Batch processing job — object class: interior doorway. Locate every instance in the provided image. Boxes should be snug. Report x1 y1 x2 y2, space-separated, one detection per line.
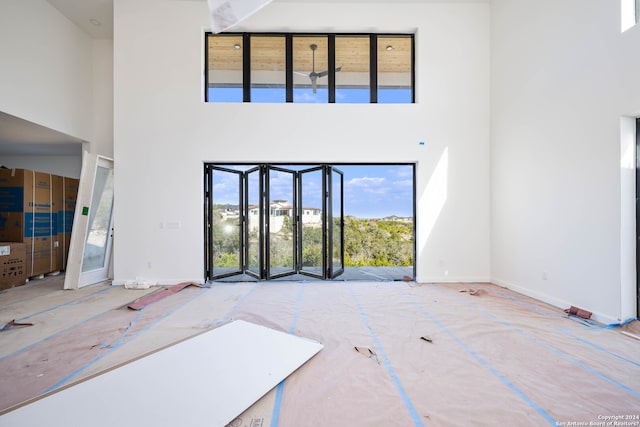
204 164 344 281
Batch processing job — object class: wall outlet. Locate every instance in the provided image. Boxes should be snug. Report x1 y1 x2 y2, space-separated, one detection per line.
166 221 181 229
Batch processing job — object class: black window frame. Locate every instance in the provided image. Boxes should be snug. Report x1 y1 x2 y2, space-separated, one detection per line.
204 32 415 104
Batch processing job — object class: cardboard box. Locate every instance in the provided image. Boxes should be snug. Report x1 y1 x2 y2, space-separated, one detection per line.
53 176 80 270
0 242 27 289
52 175 63 271
62 177 79 270
0 169 56 277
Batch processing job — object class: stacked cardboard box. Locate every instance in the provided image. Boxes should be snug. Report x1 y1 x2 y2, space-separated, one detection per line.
0 242 26 289
61 176 79 270
0 168 79 283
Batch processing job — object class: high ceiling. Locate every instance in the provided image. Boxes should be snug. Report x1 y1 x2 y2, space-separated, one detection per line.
208 34 413 74
46 0 113 39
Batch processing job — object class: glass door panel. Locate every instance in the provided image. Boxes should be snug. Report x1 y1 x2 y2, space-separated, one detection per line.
81 165 114 273
65 153 114 290
299 167 325 278
204 163 345 282
245 167 262 278
266 167 296 278
330 167 344 278
210 167 243 278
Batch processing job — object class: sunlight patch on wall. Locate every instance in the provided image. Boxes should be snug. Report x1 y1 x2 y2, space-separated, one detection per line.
621 0 638 32
418 147 448 251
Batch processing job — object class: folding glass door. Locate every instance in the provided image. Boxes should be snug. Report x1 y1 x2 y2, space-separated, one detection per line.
205 164 343 281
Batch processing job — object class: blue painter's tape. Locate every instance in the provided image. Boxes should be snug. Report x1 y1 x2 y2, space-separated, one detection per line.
0 286 117 362
466 285 640 368
215 283 259 327
559 330 640 368
347 284 424 427
43 310 144 393
393 283 556 426
44 287 211 392
433 284 640 400
271 283 306 427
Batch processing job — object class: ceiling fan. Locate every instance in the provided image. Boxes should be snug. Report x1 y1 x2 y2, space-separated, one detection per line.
295 44 342 93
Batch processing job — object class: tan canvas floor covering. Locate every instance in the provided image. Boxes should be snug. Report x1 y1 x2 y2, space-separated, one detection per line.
0 276 639 426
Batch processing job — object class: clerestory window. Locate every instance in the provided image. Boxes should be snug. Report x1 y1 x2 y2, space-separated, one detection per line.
205 33 414 104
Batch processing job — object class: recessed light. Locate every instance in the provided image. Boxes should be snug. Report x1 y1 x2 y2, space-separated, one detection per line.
386 45 393 51
234 43 241 49
89 18 102 26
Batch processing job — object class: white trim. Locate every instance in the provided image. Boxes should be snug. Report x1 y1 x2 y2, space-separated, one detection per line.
492 278 619 325
416 276 491 284
620 117 637 322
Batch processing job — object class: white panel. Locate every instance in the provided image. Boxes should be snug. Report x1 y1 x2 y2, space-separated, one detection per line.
0 320 323 427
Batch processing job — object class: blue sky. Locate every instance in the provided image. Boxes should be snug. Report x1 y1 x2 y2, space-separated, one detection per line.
208 87 412 104
212 164 414 219
340 165 413 218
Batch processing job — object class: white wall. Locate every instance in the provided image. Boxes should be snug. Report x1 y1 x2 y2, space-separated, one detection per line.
491 0 640 323
92 39 114 158
113 0 491 285
0 0 93 142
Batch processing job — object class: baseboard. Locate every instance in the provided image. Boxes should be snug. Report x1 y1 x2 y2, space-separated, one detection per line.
111 278 205 287
491 278 621 325
416 276 491 284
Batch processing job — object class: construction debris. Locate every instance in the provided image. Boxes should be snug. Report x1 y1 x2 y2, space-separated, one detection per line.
354 346 380 364
0 320 33 332
619 331 640 341
127 282 209 310
564 306 592 319
459 289 485 296
124 279 155 290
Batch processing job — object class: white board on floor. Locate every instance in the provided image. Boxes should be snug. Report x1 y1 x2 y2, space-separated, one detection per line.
0 320 323 427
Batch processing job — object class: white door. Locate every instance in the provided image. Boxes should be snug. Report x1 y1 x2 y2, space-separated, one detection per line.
64 153 114 289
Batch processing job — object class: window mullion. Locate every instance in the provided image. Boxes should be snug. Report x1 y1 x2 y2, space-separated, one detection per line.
328 35 336 103
286 34 293 103
243 33 251 102
370 34 378 104
411 35 416 104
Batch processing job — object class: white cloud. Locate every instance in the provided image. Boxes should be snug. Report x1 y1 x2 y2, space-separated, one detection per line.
347 177 386 187
393 166 413 178
393 179 413 188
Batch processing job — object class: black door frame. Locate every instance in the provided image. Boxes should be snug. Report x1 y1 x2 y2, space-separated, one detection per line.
204 162 416 283
205 163 345 281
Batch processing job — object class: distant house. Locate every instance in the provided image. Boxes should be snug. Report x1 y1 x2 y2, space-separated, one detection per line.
219 207 240 222
248 200 321 233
